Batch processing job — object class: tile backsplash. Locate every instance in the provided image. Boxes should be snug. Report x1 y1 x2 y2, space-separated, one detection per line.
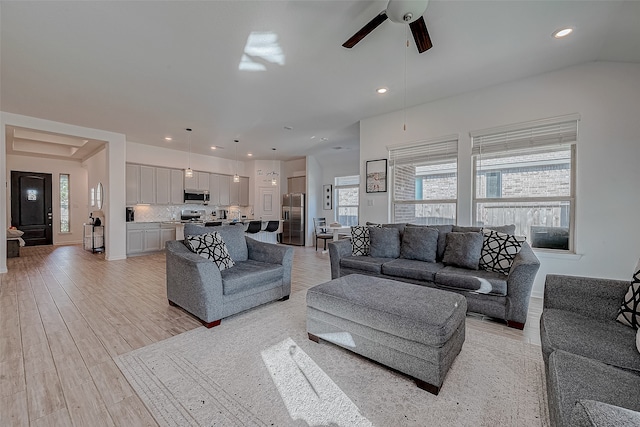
129 204 253 222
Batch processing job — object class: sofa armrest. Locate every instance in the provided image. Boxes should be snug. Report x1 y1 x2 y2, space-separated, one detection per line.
246 238 294 296
543 274 629 321
165 240 223 323
572 400 640 427
328 239 352 279
505 242 541 325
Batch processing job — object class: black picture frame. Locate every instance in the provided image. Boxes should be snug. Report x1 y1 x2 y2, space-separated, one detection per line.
366 159 387 193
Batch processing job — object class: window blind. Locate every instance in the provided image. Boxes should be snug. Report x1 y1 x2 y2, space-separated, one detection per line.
471 115 579 156
389 135 458 167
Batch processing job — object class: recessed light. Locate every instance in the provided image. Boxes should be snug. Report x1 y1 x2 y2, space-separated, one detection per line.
165 137 172 141
376 87 388 94
552 27 573 39
210 146 216 150
284 126 293 130
247 153 253 157
320 137 329 141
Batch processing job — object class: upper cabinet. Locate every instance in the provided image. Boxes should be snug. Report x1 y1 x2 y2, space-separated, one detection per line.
288 176 306 193
125 163 247 206
184 171 209 191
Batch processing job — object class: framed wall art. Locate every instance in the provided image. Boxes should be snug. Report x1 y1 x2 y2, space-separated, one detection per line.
323 184 332 209
366 159 387 193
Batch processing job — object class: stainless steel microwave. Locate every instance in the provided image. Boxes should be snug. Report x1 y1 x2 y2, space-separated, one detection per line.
184 190 210 204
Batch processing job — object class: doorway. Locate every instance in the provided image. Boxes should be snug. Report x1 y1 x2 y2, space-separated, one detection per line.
11 171 53 246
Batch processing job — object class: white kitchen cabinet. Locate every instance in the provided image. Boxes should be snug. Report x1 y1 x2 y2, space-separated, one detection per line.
170 169 184 204
197 172 209 191
126 164 140 205
230 178 240 205
139 165 156 204
155 167 171 205
209 173 220 206
219 174 231 206
127 223 169 255
288 176 306 193
184 172 197 191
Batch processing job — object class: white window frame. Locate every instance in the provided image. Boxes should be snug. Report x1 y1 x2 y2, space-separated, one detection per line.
389 135 459 225
471 114 579 252
334 175 360 226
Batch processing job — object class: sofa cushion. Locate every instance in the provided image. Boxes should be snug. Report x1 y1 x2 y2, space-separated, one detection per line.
541 308 640 373
479 229 525 275
442 232 483 270
637 329 640 354
184 232 235 271
400 226 438 262
340 256 394 274
369 226 401 258
382 259 444 282
435 266 508 296
484 224 516 234
221 260 284 295
184 224 248 262
547 350 640 427
617 258 640 329
452 225 482 233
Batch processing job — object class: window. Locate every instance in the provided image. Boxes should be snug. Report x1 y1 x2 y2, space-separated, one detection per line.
472 115 578 251
334 175 359 226
60 174 70 233
390 135 458 225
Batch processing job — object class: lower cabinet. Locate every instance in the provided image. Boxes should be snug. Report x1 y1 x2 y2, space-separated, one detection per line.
127 223 176 255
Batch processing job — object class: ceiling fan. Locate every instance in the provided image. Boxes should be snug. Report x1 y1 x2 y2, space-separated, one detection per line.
342 0 432 53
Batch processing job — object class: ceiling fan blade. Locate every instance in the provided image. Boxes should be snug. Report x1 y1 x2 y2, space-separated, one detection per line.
409 16 433 53
342 11 388 48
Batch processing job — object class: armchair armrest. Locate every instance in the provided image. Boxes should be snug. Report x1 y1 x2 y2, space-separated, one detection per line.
505 242 541 325
165 240 223 323
328 239 352 279
543 274 629 321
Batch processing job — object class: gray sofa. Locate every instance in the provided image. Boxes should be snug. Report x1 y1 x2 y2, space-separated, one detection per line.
328 224 540 329
166 224 294 327
540 274 640 426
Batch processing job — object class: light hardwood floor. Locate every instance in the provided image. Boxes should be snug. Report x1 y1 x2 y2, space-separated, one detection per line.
0 244 543 426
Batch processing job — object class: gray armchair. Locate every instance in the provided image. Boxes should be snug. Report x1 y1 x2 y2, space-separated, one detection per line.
166 224 294 327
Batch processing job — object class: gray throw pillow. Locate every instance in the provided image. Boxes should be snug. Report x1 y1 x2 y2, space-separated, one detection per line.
442 232 484 270
400 226 439 262
406 224 453 261
369 227 401 258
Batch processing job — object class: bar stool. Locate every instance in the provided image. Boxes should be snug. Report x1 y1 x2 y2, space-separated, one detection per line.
246 220 263 234
265 221 280 232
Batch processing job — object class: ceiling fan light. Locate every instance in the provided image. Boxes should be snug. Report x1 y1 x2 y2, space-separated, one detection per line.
387 0 429 24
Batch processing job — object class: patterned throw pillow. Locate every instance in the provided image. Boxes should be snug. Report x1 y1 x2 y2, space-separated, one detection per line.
479 230 526 275
185 232 235 271
350 225 381 256
617 259 640 329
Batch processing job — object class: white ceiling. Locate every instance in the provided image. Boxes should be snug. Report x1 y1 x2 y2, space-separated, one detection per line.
1 1 639 162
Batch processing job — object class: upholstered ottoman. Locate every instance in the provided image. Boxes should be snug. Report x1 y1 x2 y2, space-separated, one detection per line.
307 274 466 395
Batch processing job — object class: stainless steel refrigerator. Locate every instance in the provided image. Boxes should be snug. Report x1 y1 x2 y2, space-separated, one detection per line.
282 193 305 246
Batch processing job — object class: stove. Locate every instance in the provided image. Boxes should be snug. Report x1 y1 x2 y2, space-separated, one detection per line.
180 209 206 223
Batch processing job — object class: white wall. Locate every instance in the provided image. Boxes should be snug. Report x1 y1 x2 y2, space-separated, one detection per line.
320 149 360 223
359 62 640 297
305 155 322 246
83 147 108 218
6 154 88 245
127 141 249 177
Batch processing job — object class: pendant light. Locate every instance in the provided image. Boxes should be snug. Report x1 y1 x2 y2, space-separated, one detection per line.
271 148 277 186
184 128 194 178
233 139 240 182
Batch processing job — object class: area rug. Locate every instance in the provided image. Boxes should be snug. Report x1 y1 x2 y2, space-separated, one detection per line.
115 292 549 426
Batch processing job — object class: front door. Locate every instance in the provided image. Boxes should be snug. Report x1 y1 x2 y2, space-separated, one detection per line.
11 171 53 246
